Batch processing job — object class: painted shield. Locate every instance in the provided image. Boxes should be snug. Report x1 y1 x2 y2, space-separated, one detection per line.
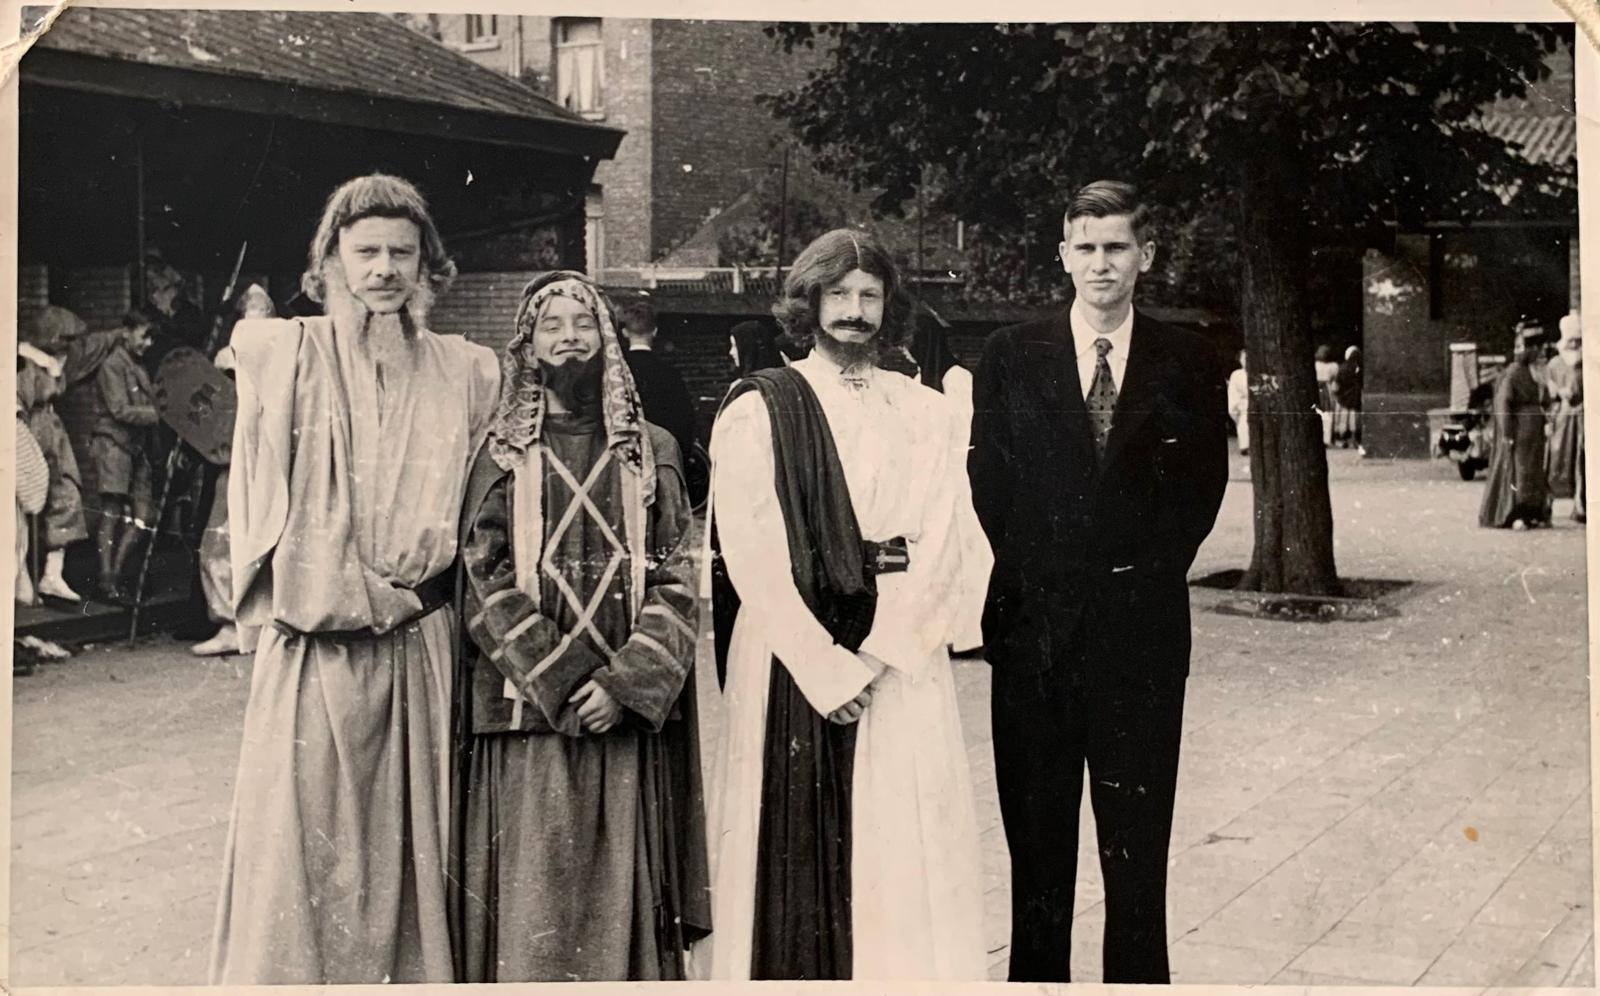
154 347 237 465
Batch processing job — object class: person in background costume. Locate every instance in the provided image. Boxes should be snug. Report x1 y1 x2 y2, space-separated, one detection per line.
1334 345 1363 449
1545 313 1584 524
619 297 700 465
191 284 275 657
909 305 990 654
17 305 119 603
209 174 500 984
1479 323 1553 530
1228 348 1250 455
698 228 986 981
449 271 710 982
15 412 50 606
90 310 160 602
728 319 789 375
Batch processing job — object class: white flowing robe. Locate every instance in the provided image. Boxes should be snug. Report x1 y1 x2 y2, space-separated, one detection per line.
937 364 991 651
698 352 987 981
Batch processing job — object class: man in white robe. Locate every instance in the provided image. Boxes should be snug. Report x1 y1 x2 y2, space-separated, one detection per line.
698 228 988 981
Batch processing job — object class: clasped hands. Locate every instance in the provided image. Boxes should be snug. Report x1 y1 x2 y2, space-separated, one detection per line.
569 679 623 734
827 651 888 726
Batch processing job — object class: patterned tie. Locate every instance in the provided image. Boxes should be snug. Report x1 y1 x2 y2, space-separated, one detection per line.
1086 337 1118 461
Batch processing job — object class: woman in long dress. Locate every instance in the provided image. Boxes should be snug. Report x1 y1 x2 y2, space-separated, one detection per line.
1479 329 1553 529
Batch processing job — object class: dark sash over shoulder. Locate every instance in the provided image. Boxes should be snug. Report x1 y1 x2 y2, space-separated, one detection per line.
709 367 877 980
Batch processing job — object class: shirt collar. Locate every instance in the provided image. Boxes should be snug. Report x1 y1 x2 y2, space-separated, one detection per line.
1069 299 1135 358
797 348 877 390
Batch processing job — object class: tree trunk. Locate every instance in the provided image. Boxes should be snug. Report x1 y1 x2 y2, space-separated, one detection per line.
1235 153 1341 596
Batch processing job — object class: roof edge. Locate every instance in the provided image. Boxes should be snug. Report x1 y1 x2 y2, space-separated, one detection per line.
23 48 625 161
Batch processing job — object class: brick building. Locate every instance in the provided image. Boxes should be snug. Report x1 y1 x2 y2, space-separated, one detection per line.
1359 43 1578 459
422 14 829 272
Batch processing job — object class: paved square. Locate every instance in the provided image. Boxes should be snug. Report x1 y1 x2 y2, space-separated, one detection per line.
9 449 1593 986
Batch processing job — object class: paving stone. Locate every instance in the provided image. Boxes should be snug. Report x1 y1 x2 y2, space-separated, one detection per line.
1502 906 1594 987
11 454 1592 986
1418 922 1550 986
1169 937 1295 984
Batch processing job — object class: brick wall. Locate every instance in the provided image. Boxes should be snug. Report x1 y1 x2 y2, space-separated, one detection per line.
429 271 533 356
18 264 49 326
649 20 821 261
591 18 654 268
55 266 133 333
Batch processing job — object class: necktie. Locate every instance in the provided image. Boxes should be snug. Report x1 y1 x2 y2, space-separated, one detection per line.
1087 337 1118 461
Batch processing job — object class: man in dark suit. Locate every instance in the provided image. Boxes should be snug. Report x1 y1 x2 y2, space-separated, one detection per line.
969 180 1228 984
619 299 700 461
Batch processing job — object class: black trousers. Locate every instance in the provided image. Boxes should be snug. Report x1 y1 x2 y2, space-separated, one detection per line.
991 657 1187 984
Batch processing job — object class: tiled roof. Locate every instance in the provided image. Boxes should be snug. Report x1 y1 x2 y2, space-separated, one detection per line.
1481 112 1576 167
31 7 586 129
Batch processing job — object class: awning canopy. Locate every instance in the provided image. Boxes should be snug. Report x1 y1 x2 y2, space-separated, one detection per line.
22 7 623 160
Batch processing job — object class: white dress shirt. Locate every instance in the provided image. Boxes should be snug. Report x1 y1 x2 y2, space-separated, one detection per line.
1069 299 1134 399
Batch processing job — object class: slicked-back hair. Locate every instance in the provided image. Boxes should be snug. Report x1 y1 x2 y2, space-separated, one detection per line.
620 299 656 332
1064 180 1154 244
300 173 457 304
771 227 908 350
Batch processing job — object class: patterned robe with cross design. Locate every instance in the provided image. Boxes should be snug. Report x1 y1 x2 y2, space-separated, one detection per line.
453 413 710 982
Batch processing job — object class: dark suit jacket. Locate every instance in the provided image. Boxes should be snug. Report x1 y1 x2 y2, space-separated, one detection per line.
969 308 1228 683
624 347 700 460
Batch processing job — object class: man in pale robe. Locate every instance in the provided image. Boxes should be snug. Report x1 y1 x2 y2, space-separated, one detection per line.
450 272 710 981
1546 312 1584 523
209 174 500 984
697 229 988 981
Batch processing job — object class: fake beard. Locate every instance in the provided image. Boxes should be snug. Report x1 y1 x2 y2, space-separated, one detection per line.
816 321 881 369
538 353 605 415
322 260 433 337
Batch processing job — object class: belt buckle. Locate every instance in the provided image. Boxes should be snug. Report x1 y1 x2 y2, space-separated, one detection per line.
870 538 910 575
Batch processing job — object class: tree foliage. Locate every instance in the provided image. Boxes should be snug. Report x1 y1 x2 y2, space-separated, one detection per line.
764 22 1573 298
762 21 1575 594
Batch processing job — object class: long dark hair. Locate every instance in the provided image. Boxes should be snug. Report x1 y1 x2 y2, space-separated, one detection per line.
771 227 909 353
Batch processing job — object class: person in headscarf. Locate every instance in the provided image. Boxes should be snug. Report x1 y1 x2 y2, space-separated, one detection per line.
17 305 119 602
1479 322 1553 529
209 174 502 985
190 285 275 657
698 228 986 981
449 271 710 982
1545 312 1584 523
728 319 788 375
1334 345 1363 449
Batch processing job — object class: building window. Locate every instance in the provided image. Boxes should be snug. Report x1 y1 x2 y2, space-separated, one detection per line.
555 18 604 118
465 14 499 45
585 186 606 275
